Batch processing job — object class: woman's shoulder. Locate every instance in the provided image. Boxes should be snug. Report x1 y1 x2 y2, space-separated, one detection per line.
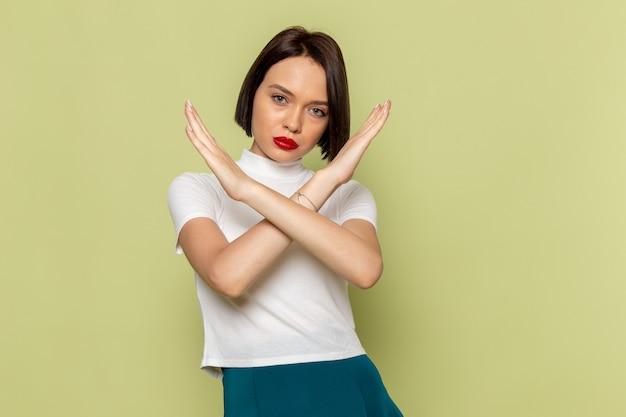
336 179 373 195
168 171 224 199
328 179 376 207
170 171 218 187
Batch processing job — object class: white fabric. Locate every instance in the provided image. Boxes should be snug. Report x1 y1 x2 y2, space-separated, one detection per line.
167 149 377 378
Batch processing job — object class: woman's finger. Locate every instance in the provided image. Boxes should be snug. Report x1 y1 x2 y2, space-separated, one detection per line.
350 99 391 142
185 101 219 153
185 125 211 159
186 100 213 139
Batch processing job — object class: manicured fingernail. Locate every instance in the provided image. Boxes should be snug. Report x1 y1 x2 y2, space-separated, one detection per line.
186 100 193 109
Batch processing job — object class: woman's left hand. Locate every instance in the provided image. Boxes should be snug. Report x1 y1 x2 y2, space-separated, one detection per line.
324 99 391 186
184 100 253 201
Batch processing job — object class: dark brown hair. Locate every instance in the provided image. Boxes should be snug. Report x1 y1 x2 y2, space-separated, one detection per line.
235 26 350 161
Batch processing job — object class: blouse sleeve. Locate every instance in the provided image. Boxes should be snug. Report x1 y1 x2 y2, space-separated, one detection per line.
167 172 223 254
333 180 378 230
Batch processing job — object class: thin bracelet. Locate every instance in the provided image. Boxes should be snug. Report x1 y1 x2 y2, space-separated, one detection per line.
296 192 319 211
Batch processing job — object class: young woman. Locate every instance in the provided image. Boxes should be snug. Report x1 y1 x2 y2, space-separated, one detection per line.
168 26 402 416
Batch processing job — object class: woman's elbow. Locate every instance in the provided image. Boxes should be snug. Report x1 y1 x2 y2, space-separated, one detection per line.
214 282 247 298
351 257 384 290
199 269 249 299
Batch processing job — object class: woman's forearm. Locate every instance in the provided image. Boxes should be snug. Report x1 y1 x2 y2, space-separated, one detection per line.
187 168 381 297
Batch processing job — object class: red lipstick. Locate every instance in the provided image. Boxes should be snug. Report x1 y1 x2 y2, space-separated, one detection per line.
273 136 299 151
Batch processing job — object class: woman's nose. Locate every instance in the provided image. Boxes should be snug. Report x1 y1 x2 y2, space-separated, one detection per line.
283 109 302 133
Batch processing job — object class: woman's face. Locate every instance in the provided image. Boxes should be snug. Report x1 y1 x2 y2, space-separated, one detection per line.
249 56 329 162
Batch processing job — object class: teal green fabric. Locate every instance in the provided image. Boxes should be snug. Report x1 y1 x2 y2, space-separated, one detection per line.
222 355 403 417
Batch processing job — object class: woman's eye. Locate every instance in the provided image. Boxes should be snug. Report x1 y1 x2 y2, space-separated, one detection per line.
272 95 287 104
310 108 327 117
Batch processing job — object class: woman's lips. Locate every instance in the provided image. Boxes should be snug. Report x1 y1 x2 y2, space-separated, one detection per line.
273 136 299 150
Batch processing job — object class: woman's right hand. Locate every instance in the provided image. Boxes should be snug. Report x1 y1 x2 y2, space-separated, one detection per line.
184 100 253 202
324 99 391 185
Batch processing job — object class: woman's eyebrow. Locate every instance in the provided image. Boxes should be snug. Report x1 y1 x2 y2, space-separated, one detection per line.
268 83 293 96
268 83 328 106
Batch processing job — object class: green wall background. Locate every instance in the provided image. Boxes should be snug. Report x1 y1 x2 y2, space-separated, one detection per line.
2 0 625 416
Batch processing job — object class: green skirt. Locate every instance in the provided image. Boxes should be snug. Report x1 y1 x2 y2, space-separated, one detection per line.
222 355 403 417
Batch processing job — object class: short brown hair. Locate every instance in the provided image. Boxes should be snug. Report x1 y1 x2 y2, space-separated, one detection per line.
235 27 350 161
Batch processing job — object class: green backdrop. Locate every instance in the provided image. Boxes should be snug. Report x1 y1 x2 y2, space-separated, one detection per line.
2 1 626 416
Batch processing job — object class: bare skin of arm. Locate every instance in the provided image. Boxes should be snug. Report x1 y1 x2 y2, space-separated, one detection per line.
179 100 391 297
